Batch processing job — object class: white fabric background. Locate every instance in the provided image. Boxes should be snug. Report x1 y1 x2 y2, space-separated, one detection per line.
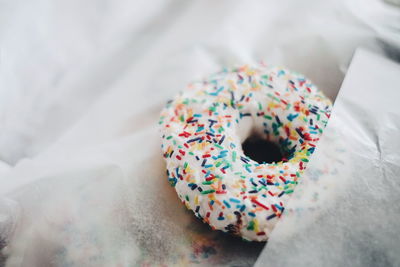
0 0 399 266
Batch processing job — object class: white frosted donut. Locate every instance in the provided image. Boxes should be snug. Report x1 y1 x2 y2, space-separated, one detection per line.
159 65 332 241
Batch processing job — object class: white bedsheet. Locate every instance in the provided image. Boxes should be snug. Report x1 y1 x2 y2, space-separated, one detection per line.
0 0 399 266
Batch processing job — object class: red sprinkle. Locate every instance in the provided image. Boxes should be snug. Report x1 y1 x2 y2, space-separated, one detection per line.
251 199 270 210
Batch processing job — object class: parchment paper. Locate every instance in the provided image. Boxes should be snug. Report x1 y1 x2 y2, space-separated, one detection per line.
255 49 400 267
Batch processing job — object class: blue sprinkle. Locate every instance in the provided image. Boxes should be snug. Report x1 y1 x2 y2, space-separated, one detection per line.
240 112 251 119
229 198 241 203
240 156 250 163
187 137 202 143
295 128 304 138
245 165 252 173
210 86 224 96
278 70 285 76
223 200 231 208
287 113 299 121
168 177 177 187
196 126 204 132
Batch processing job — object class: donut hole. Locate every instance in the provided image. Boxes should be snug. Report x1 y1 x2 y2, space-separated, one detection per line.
242 133 288 164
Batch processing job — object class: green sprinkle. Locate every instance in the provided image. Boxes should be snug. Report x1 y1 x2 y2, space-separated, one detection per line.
247 221 255 231
214 143 224 149
264 115 273 120
201 189 216 195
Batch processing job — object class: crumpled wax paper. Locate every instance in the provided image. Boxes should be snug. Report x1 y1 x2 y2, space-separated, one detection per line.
0 0 399 266
255 49 400 267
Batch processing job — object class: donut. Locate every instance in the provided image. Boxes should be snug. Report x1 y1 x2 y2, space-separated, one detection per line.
159 65 332 241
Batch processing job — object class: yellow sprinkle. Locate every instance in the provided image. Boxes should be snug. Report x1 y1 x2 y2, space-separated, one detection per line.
246 69 255 76
254 219 259 232
185 201 191 209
